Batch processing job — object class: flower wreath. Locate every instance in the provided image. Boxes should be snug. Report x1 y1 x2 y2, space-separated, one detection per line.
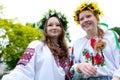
74 1 104 25
37 9 68 31
37 9 71 42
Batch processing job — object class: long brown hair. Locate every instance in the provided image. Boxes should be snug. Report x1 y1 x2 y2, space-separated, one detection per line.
94 26 106 52
43 16 69 60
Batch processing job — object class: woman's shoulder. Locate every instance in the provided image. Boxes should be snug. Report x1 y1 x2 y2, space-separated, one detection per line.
104 30 119 45
73 37 86 45
104 30 116 39
105 30 113 34
28 40 44 48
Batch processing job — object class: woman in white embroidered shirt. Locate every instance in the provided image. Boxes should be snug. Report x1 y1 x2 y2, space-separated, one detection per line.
2 9 71 80
70 1 120 80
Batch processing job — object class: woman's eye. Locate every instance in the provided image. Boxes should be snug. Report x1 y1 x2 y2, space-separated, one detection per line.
48 24 52 26
79 18 83 21
56 24 60 26
86 15 91 18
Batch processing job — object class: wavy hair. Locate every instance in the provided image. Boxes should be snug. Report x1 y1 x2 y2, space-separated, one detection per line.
43 15 69 60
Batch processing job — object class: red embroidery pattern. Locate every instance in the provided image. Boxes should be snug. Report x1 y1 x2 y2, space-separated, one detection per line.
119 36 120 43
82 38 105 66
17 48 35 66
90 38 96 48
92 53 104 65
70 47 74 66
69 47 74 79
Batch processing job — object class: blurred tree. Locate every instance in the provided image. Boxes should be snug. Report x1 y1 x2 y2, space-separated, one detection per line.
110 27 120 50
0 5 4 17
0 18 43 70
110 27 120 35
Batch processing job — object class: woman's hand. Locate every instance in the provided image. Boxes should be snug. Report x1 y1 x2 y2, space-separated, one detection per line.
112 77 120 80
77 62 97 77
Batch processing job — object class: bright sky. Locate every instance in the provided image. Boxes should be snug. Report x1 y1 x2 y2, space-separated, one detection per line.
0 0 120 46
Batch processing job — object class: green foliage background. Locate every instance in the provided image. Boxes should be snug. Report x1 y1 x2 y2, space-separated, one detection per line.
0 18 43 70
111 27 120 35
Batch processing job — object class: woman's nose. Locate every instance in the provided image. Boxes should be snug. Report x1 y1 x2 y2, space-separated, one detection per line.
83 18 88 22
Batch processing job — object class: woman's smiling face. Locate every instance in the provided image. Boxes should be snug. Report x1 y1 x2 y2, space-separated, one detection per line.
46 17 62 38
79 10 99 32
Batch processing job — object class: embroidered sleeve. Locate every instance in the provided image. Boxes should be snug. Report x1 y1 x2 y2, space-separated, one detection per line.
17 48 35 66
69 47 82 80
2 40 42 80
